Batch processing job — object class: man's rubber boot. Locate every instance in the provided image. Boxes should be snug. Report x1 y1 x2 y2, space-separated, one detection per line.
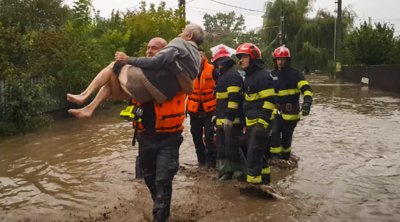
281 151 290 161
262 173 271 185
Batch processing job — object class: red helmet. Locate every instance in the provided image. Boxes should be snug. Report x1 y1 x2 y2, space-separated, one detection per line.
236 43 262 59
273 46 291 58
211 46 231 63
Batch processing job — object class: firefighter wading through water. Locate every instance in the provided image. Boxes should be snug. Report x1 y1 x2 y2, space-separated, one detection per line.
212 45 247 181
269 46 313 160
187 49 218 168
236 43 276 185
120 34 202 222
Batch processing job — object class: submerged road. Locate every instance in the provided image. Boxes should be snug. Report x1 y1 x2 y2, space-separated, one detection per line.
1 75 399 221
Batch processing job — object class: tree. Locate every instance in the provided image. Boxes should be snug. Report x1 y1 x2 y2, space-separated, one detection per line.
298 41 330 70
124 1 186 56
261 0 309 68
202 11 245 49
389 37 400 64
261 0 354 70
0 0 194 135
0 0 69 33
262 0 309 47
345 22 395 65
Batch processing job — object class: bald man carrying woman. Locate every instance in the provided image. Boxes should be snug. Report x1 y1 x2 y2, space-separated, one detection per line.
67 24 204 118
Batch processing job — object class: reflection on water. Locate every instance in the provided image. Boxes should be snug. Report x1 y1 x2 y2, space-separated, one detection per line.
1 75 400 221
0 109 138 220
292 77 400 221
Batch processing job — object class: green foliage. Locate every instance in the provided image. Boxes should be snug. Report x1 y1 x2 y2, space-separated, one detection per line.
124 1 186 56
389 38 400 64
298 41 330 70
345 22 395 65
203 11 246 49
203 11 245 33
261 0 310 68
0 0 69 33
70 0 93 27
0 24 29 74
261 0 355 70
0 73 51 135
0 0 189 136
262 0 309 47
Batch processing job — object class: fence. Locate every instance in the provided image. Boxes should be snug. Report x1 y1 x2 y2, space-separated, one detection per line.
337 64 400 93
0 77 68 121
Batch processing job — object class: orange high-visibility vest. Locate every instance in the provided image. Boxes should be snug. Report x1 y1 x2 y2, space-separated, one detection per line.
187 60 216 113
131 92 186 133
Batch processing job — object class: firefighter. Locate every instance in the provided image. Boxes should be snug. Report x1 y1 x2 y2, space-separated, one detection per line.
187 49 218 168
122 93 186 222
212 45 246 181
133 37 168 179
236 43 276 185
269 45 313 160
119 36 203 222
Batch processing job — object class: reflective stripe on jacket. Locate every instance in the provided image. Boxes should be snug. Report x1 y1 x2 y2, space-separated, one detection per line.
214 67 243 124
271 67 313 121
243 67 276 127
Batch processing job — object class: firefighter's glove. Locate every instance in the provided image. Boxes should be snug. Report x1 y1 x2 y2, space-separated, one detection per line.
301 102 311 116
222 118 233 131
253 123 269 138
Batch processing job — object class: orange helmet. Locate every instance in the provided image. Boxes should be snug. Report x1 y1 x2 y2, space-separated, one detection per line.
236 43 262 59
273 46 291 58
211 46 231 63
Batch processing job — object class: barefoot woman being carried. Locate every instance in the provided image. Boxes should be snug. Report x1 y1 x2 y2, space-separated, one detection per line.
67 23 204 118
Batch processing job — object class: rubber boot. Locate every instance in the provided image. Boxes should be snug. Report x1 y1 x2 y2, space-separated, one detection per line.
217 158 232 180
261 173 271 185
281 151 290 161
231 152 247 182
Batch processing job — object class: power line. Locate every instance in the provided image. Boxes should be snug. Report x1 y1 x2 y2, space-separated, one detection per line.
187 5 260 15
187 5 234 13
358 18 400 21
208 0 264 13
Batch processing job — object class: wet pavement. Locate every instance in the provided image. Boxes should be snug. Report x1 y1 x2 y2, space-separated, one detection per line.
1 75 400 221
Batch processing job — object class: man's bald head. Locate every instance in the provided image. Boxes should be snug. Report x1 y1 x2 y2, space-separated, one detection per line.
146 37 167 57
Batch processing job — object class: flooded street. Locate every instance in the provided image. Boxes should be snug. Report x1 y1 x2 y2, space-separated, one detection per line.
1 75 400 221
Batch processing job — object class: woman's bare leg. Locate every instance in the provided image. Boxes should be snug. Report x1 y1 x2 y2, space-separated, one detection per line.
68 75 130 118
66 62 115 105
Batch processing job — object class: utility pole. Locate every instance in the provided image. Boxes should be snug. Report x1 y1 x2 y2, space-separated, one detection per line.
178 0 186 20
333 11 337 66
279 15 284 45
336 0 342 63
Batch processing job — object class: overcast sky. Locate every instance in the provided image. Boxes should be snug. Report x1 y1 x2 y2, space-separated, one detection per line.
63 0 400 34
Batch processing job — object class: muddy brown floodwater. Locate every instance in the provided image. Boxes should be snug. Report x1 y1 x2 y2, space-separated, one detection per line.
1 75 400 222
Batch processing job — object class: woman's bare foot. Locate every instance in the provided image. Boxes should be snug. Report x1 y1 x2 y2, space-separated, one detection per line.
68 108 93 119
66 93 87 105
